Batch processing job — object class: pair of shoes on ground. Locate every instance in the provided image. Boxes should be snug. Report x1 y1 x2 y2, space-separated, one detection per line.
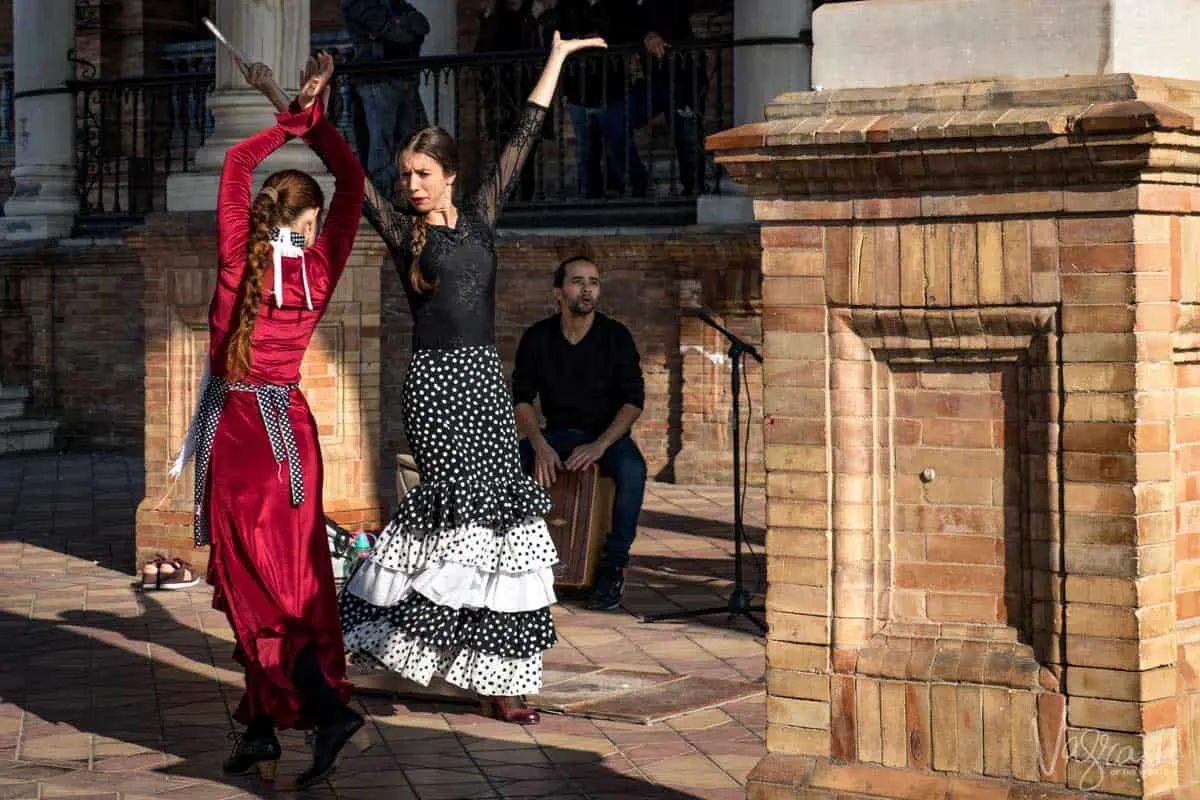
141 554 200 591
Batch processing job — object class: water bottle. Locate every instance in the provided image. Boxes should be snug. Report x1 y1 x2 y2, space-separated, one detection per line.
344 531 373 579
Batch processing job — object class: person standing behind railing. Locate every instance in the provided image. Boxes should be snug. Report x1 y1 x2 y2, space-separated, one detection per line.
475 0 554 202
546 0 647 199
635 0 708 195
339 0 431 199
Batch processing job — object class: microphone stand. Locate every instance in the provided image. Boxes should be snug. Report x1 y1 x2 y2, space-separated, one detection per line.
643 308 766 632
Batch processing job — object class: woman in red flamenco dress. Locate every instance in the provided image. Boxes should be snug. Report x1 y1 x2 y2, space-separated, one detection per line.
173 55 368 788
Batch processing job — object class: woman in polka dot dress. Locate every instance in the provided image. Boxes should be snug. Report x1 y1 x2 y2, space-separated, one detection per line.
336 32 607 724
180 57 373 787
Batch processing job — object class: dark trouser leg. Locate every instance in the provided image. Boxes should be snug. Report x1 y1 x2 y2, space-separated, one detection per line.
599 100 647 197
567 104 603 199
292 643 342 726
597 435 647 570
357 81 404 198
246 715 274 738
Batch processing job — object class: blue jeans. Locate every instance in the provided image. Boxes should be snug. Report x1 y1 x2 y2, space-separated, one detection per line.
629 67 708 194
519 429 647 570
355 79 428 198
566 103 647 199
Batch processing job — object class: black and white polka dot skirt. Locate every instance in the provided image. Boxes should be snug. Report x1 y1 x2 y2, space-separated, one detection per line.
340 345 558 697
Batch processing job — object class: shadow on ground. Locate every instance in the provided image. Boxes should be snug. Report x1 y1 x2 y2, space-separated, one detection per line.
1 591 715 799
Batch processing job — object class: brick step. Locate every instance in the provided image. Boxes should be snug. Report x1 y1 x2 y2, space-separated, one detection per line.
0 418 59 455
0 386 30 420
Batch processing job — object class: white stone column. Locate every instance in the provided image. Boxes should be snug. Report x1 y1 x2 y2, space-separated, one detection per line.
410 0 456 133
697 0 812 225
168 0 326 212
812 0 1200 90
2 0 79 241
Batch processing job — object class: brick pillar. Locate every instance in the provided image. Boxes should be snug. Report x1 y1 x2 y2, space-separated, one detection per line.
128 217 388 572
712 77 1200 798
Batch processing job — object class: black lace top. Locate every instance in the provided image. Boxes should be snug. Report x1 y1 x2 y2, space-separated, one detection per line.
362 102 547 351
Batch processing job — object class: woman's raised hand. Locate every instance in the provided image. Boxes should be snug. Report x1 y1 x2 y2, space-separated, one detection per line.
549 31 607 59
297 51 335 110
237 59 275 93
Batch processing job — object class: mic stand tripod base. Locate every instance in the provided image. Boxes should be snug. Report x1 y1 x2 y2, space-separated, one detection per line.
641 593 766 632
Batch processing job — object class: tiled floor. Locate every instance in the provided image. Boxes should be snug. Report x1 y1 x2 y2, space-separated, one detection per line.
0 454 766 799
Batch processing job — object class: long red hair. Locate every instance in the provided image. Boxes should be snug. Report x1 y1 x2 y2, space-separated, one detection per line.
224 169 324 381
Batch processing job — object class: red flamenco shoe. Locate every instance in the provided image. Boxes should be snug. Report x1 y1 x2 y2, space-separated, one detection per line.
481 696 540 725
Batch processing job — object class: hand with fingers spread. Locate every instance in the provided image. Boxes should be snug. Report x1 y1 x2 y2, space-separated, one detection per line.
644 31 669 59
297 51 335 110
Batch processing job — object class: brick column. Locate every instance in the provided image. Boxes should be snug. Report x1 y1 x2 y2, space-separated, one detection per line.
713 77 1200 798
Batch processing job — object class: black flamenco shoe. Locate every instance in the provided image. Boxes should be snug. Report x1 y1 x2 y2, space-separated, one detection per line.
295 706 373 789
222 728 281 781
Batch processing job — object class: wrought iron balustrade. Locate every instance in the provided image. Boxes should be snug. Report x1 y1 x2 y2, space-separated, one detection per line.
66 36 800 228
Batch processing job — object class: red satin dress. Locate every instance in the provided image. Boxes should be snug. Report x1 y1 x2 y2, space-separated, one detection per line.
204 98 365 729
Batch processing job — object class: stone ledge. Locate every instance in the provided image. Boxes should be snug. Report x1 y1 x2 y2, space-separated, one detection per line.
747 754 1133 800
847 635 1050 692
763 74 1200 121
710 75 1200 198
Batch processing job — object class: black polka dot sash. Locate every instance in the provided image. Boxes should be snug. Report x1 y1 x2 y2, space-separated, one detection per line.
191 376 304 547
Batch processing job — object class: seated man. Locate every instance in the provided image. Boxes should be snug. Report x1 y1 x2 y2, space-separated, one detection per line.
513 256 647 611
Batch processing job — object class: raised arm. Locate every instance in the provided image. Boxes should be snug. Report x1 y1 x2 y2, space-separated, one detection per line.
304 98 365 292
245 55 412 256
474 32 607 225
217 64 321 277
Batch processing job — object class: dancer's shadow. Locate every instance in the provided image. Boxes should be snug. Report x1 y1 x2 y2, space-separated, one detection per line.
5 591 708 798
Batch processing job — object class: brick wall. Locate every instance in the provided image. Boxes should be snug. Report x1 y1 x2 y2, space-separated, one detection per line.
378 227 763 507
0 241 144 451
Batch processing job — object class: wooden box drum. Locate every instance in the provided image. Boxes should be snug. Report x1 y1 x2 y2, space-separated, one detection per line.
544 464 614 589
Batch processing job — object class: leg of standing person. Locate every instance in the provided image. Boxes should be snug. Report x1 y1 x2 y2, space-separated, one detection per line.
672 52 708 195
599 97 648 197
348 83 371 168
394 77 430 156
590 434 647 610
357 80 404 197
567 103 603 199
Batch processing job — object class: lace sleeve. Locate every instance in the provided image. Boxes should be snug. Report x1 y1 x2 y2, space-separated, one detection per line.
361 179 412 252
473 102 547 227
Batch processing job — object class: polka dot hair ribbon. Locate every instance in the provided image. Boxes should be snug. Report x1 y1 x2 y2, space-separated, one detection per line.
268 226 313 310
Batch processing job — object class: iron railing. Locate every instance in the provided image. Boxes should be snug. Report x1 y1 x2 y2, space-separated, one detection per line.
66 36 800 228
0 58 15 210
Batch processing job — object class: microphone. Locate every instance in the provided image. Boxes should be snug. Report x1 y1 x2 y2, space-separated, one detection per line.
682 306 763 363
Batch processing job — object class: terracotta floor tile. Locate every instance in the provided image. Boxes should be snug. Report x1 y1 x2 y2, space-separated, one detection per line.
1 459 767 798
